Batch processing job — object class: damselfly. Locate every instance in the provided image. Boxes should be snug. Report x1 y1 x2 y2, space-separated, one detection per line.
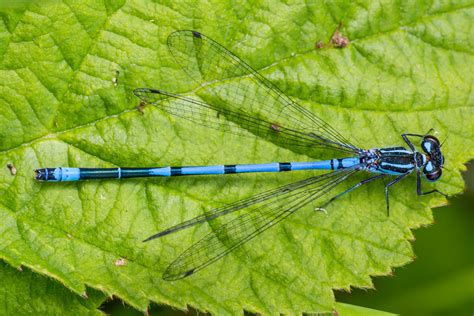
35 30 447 281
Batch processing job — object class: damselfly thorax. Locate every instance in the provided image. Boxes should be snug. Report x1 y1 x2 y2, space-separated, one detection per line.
359 134 444 181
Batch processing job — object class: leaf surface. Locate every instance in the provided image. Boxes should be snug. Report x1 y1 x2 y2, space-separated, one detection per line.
0 1 473 314
0 261 105 315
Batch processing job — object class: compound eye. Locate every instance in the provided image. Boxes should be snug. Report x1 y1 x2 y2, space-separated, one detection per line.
425 167 442 182
424 161 434 172
421 135 440 153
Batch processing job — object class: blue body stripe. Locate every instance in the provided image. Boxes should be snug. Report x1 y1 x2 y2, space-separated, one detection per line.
235 163 280 173
149 167 172 176
378 163 414 175
339 157 359 169
58 168 81 181
182 165 225 175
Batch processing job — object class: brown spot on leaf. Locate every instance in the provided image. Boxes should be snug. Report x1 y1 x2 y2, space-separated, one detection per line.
331 22 349 48
270 123 282 132
136 101 147 114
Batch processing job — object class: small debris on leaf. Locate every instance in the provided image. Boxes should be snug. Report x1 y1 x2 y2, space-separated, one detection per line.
136 101 147 114
314 207 328 215
112 70 120 87
115 258 127 266
270 123 282 132
331 22 349 48
6 163 16 175
315 41 324 49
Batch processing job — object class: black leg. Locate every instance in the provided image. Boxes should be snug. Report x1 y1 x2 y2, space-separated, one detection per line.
401 134 417 151
319 174 387 209
384 173 410 216
401 129 435 151
416 170 448 198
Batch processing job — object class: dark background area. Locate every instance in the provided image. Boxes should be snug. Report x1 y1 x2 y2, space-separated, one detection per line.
102 161 473 315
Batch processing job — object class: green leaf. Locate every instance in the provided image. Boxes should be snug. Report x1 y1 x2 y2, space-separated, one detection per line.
0 0 473 314
0 261 105 315
334 303 395 316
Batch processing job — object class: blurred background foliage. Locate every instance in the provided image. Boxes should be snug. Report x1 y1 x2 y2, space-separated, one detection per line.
102 161 473 315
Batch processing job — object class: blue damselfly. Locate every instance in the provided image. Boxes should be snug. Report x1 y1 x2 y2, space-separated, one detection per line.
35 30 447 281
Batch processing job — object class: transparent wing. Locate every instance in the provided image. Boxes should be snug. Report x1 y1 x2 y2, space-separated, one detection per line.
153 168 359 280
134 88 357 153
134 30 359 154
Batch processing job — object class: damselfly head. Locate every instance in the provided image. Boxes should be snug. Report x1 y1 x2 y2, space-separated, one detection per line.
421 135 444 182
